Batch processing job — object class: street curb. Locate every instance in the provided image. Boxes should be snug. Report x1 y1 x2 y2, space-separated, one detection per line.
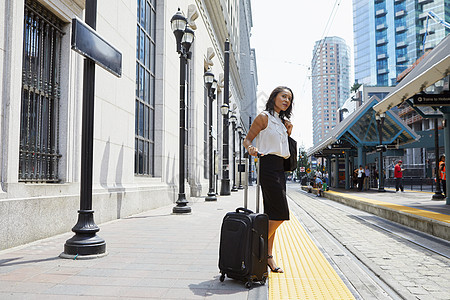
301 186 450 241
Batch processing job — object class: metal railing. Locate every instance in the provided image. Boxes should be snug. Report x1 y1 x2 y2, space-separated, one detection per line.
384 177 436 192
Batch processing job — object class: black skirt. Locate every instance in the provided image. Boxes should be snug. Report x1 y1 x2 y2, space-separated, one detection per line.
259 154 289 221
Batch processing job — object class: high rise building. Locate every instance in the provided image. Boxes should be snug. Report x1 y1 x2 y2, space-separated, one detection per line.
353 0 450 86
311 37 350 146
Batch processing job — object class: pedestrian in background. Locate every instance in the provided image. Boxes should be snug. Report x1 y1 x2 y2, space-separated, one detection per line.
313 175 323 197
244 86 294 273
394 160 405 192
439 155 446 197
356 165 365 191
353 168 358 189
364 166 370 190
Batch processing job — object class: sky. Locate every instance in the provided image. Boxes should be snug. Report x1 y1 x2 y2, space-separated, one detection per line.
250 0 354 150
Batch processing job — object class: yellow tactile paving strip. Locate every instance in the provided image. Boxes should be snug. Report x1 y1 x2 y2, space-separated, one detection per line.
269 215 355 300
326 190 450 224
384 187 433 194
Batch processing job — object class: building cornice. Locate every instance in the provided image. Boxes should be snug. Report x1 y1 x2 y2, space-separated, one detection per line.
196 0 244 102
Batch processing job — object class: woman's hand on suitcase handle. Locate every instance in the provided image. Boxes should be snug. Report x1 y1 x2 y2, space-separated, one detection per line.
248 145 260 157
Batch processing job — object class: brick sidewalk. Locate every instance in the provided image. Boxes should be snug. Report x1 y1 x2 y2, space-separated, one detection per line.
0 188 267 299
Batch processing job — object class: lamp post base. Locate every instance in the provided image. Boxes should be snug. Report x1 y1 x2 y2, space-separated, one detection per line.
63 234 106 257
220 179 230 196
173 193 191 214
205 191 217 201
432 192 445 200
62 210 106 257
173 205 192 213
231 185 238 192
238 184 243 190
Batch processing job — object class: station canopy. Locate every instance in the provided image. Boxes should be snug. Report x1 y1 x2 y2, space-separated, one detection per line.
373 34 450 114
308 96 419 157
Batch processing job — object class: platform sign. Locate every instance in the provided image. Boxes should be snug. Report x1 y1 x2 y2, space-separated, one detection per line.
413 94 450 106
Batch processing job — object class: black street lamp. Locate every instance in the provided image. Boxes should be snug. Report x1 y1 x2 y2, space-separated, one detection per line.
237 125 244 189
204 70 218 201
248 116 253 186
376 113 386 192
171 9 195 213
230 112 238 192
220 39 231 196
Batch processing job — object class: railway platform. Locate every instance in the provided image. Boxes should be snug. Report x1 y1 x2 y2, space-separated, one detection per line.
300 184 450 241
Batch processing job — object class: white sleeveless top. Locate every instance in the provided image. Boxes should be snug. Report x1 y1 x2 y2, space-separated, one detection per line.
255 111 290 158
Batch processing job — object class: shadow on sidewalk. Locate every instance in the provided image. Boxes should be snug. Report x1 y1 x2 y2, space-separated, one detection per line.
123 213 173 219
0 256 60 267
188 275 267 297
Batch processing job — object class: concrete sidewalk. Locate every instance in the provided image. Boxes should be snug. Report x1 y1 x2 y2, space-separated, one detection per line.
0 188 267 299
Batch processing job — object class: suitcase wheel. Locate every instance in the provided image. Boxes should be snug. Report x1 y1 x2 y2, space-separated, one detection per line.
260 277 266 285
245 281 252 289
219 274 225 282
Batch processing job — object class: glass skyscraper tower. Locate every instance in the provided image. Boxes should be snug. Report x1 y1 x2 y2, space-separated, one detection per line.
312 37 350 146
353 0 450 87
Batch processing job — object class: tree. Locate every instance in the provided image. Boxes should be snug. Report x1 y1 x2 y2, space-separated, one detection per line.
350 82 361 93
295 146 310 180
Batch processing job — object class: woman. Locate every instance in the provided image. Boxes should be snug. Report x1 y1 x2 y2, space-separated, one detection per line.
243 86 293 273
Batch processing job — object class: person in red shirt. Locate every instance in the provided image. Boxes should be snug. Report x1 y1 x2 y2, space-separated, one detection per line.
394 160 405 192
439 155 446 197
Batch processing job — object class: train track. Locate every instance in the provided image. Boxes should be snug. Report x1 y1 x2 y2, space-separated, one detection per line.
288 189 450 299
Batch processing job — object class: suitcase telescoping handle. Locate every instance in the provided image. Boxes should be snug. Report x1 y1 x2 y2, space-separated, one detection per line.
256 153 261 213
244 152 249 209
243 152 261 213
236 207 254 214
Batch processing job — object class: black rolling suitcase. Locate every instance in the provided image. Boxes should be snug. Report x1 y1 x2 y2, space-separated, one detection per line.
218 153 268 288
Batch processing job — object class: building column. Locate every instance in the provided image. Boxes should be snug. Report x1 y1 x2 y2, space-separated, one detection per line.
334 156 339 188
327 156 332 187
357 146 364 168
443 108 450 205
345 151 350 190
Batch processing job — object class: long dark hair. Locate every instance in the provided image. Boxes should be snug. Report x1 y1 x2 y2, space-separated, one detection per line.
265 86 294 121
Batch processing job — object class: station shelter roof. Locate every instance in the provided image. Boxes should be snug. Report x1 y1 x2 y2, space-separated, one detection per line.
373 34 450 114
308 96 420 158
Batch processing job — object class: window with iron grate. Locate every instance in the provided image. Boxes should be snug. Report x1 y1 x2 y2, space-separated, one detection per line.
19 0 64 183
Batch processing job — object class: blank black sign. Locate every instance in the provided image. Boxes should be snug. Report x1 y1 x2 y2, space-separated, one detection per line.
71 18 122 77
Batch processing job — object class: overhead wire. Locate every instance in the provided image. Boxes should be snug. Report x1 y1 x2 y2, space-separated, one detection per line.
300 0 342 98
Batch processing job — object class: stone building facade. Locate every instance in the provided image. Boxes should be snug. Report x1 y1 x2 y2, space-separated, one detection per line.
0 0 257 250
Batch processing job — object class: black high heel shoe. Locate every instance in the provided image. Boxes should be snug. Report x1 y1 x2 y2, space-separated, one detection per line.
267 255 283 273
